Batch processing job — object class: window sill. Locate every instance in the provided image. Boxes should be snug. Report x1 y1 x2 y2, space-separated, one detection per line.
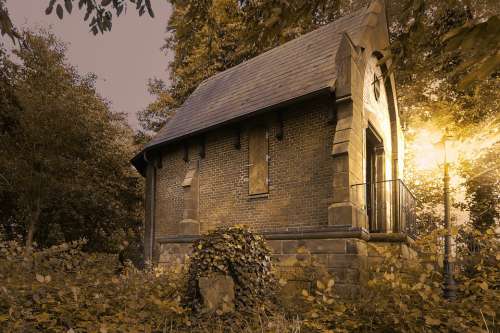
248 193 269 200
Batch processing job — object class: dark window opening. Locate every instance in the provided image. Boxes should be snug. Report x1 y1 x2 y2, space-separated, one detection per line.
366 126 385 232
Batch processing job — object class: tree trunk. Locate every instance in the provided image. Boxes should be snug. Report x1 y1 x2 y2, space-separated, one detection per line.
25 196 40 254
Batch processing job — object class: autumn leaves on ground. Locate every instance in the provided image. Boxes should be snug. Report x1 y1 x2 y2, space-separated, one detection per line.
1 225 498 332
1 0 499 332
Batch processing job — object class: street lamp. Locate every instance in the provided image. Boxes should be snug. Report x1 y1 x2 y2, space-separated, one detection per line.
442 128 456 300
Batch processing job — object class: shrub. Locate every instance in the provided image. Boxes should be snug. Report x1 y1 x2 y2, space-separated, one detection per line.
184 225 276 313
0 239 187 332
1 225 497 332
300 227 499 332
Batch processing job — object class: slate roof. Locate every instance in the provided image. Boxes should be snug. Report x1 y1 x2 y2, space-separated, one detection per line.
133 5 371 172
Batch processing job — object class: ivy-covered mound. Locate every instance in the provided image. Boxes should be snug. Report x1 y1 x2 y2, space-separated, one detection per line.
185 226 276 313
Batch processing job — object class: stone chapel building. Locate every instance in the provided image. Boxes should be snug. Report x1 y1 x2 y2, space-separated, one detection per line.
132 0 417 288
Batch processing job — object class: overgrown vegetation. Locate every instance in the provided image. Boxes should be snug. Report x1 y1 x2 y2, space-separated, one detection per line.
0 239 187 332
300 228 499 332
1 225 498 332
185 226 276 313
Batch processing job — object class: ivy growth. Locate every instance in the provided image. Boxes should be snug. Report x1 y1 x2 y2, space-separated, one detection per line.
184 225 276 313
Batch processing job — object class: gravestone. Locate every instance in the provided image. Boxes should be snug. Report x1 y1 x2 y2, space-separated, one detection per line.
198 274 235 314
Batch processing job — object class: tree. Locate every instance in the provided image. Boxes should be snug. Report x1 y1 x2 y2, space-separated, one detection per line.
0 0 155 42
139 0 499 129
459 145 499 231
0 0 18 41
137 78 176 135
456 143 499 260
0 31 143 255
44 0 155 35
138 0 250 135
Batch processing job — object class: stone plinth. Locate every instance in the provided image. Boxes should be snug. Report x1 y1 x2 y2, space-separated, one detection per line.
268 235 369 297
179 219 200 235
198 274 235 314
156 230 415 299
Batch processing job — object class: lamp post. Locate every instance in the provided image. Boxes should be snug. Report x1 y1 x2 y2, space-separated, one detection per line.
442 128 456 300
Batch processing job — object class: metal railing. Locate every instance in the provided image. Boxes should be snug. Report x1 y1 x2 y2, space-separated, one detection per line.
351 179 417 238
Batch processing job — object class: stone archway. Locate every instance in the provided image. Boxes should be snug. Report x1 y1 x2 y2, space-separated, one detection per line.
372 51 400 183
370 51 403 233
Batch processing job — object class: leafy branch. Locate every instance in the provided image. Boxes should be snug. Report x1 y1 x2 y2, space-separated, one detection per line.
45 0 155 34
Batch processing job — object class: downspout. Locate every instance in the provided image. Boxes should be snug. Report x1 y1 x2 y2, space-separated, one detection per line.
143 150 156 264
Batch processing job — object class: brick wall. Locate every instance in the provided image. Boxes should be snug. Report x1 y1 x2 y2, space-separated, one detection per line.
154 95 336 238
154 145 186 236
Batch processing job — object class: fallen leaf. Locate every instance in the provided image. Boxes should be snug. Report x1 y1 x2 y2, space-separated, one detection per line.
425 316 441 326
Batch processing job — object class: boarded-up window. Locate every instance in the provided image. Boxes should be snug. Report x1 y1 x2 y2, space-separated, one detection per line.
248 126 269 195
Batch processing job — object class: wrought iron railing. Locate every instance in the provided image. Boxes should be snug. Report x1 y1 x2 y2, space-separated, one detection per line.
350 179 417 238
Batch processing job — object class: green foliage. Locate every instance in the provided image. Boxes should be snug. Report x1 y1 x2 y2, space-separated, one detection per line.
0 32 143 255
1 227 498 332
458 143 499 231
387 0 499 235
0 239 187 332
0 0 155 43
185 225 276 313
0 236 299 333
0 0 19 42
299 228 499 332
45 0 155 35
139 0 499 132
137 78 177 134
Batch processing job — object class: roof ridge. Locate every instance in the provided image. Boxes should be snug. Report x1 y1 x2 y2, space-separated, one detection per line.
196 6 368 89
144 4 373 151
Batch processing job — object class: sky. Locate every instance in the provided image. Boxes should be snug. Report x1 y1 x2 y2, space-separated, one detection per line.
6 0 173 130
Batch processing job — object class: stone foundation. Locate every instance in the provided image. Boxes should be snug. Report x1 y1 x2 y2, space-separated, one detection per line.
156 229 416 298
157 242 193 265
366 233 417 267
